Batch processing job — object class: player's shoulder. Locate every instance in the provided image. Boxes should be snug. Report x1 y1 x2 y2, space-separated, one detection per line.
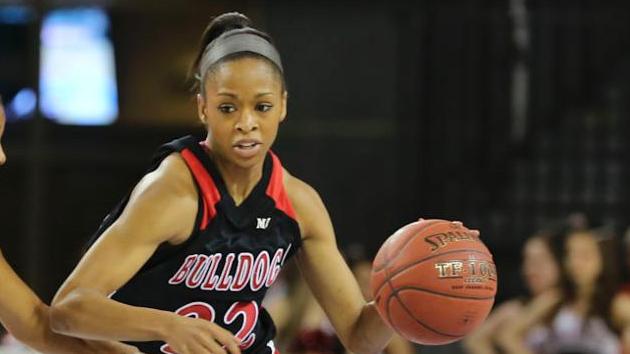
282 169 331 237
122 152 197 225
135 152 196 200
119 152 198 243
283 169 323 213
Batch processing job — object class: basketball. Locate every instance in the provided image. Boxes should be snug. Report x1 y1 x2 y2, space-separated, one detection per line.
371 219 497 345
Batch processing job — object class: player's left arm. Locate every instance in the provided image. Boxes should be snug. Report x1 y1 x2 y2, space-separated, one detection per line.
611 293 630 353
0 250 140 354
286 173 393 354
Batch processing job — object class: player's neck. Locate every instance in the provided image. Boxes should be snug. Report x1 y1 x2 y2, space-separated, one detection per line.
213 154 264 206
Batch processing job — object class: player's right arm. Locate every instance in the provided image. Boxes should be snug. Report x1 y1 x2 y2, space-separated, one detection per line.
49 154 240 354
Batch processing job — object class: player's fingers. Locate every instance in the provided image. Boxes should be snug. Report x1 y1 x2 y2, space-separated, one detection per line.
184 329 218 354
221 340 241 354
214 330 241 354
190 335 221 354
470 229 480 236
451 220 463 227
212 324 240 344
220 336 241 354
192 342 214 354
175 344 190 354
205 339 228 354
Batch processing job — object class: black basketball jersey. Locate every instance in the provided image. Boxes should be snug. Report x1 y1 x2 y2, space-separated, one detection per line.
91 136 302 354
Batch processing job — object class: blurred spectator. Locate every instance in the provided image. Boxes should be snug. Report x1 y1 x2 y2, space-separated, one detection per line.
463 231 562 354
500 228 630 354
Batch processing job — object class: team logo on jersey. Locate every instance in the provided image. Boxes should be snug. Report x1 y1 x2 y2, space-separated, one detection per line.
256 217 271 229
167 244 292 292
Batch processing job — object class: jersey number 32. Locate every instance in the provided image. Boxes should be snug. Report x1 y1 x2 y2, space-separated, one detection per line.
160 301 259 353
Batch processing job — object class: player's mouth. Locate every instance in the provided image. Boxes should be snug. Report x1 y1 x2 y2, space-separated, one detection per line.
233 139 262 158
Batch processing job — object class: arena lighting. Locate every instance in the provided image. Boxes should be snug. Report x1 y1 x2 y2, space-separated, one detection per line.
39 7 118 125
0 5 35 25
10 88 37 119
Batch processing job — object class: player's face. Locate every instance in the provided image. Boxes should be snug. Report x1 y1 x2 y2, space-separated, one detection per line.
0 102 6 166
522 237 559 296
565 232 602 289
198 57 287 169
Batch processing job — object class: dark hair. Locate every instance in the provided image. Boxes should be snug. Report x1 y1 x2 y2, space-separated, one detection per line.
189 12 285 94
517 228 563 304
537 229 565 278
548 227 620 331
534 215 594 281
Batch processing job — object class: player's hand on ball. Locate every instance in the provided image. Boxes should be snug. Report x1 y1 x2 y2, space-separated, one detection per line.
164 315 241 354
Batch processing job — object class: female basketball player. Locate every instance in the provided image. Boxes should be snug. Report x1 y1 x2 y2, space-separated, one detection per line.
499 228 630 354
0 97 139 353
49 12 394 354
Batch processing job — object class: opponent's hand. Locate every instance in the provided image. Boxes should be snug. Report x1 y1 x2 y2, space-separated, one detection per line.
164 315 241 354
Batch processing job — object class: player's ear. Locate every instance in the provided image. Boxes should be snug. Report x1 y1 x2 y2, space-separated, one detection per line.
279 91 288 123
197 94 207 125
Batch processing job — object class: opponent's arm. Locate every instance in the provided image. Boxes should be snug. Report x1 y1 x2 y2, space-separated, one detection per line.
287 174 393 354
50 154 240 354
0 251 139 354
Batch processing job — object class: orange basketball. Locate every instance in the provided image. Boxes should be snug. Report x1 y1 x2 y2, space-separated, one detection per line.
371 219 497 345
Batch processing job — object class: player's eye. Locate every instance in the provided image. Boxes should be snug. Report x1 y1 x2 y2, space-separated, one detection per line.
256 103 273 112
218 104 236 114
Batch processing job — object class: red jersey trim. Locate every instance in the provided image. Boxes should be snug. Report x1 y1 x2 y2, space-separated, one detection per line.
266 152 297 221
180 149 221 230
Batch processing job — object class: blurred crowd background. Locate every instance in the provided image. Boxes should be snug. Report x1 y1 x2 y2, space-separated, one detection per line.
1 0 630 353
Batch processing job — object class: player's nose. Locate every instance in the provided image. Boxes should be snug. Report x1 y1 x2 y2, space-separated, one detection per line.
236 111 259 133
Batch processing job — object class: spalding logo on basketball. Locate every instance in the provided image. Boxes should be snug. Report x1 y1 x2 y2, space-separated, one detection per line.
371 219 497 345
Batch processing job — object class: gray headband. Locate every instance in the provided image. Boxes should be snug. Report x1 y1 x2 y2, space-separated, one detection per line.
198 29 283 81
